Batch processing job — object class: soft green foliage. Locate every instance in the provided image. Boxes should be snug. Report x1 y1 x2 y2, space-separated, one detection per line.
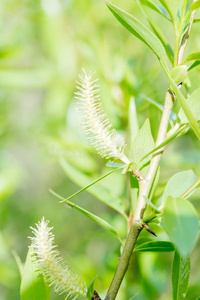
50 190 122 244
179 88 200 123
106 1 169 65
162 196 199 256
130 119 154 169
185 52 200 62
57 167 123 203
162 170 198 203
86 277 97 299
20 248 51 300
158 0 180 23
170 65 188 85
172 251 190 300
162 63 200 139
134 241 175 252
60 158 126 217
1 0 200 299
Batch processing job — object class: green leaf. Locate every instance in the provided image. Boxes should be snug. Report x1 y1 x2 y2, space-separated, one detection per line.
136 0 173 62
86 276 98 299
60 158 126 217
140 93 164 111
179 88 200 123
140 124 189 163
172 250 190 300
188 60 200 71
50 190 123 244
130 119 154 170
162 196 199 256
161 62 200 139
158 0 180 23
162 170 198 203
61 167 122 202
191 0 200 11
105 1 169 66
134 241 175 252
20 248 51 300
170 65 188 85
140 0 170 21
185 52 200 62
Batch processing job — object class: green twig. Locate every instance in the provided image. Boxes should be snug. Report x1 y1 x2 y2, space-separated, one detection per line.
105 222 143 300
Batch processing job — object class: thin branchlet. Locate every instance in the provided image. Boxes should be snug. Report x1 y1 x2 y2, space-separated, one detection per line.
30 217 87 300
75 69 130 164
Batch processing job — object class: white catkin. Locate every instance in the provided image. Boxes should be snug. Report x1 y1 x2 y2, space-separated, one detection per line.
75 69 130 165
30 217 87 300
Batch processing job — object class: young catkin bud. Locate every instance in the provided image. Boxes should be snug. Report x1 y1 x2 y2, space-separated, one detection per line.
30 217 87 300
75 69 130 165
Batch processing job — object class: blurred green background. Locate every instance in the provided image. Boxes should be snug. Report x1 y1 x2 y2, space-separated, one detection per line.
0 0 200 299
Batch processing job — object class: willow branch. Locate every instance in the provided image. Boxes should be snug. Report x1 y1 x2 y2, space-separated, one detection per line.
105 91 174 300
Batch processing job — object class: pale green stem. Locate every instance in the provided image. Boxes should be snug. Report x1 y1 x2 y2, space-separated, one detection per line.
105 222 143 300
133 92 174 221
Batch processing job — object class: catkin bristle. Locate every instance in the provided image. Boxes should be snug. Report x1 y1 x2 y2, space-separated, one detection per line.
30 217 87 300
75 69 130 165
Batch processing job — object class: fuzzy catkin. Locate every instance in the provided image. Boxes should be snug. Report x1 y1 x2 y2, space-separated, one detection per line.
30 217 87 300
75 69 130 165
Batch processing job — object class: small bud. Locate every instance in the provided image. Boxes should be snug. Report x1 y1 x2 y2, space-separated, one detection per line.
142 222 157 237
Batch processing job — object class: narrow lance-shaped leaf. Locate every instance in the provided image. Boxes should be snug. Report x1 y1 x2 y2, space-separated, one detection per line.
188 60 200 71
50 189 123 244
86 276 98 299
137 0 173 62
105 1 169 66
185 52 200 62
158 0 180 23
140 0 171 21
161 62 200 139
172 250 190 300
60 166 123 202
179 88 200 123
134 241 175 252
60 158 127 217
